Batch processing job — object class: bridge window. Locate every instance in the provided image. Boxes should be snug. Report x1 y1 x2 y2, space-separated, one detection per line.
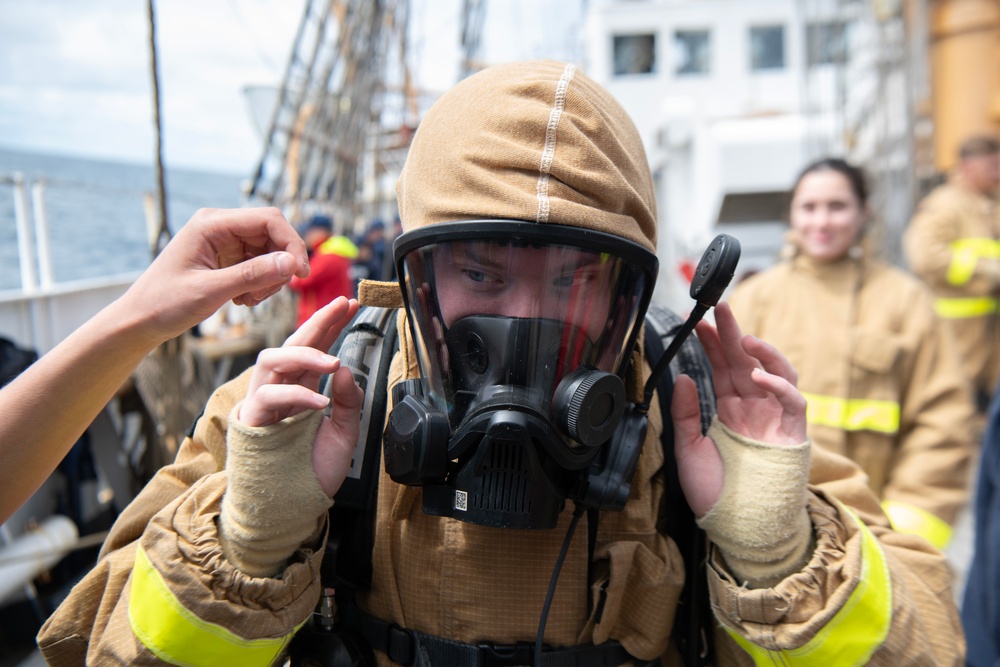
613 33 656 75
674 30 711 76
750 25 785 71
806 21 846 66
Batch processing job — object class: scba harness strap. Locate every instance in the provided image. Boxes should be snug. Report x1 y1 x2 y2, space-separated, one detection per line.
344 605 649 667
301 304 716 667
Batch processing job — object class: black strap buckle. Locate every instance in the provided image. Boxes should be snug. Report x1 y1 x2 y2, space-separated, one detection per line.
385 623 416 665
478 641 535 666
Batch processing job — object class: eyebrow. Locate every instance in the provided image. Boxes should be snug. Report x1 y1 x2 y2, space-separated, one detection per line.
453 242 604 272
454 243 508 271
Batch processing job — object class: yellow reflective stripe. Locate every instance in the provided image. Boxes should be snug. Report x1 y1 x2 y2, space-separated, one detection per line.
946 238 1000 286
801 392 900 435
882 500 953 549
129 546 298 667
724 512 892 666
934 296 998 318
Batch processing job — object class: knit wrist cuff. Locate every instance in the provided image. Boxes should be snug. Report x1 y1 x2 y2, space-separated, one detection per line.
696 417 813 588
218 404 334 578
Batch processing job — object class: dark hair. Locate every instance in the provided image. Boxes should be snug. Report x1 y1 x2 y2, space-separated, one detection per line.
790 157 869 209
307 214 334 232
958 135 1000 160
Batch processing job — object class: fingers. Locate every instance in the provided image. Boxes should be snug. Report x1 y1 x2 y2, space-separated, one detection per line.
239 383 331 427
741 334 798 388
697 303 784 400
192 208 310 279
712 303 767 396
704 303 809 445
285 297 359 353
251 345 341 383
748 368 808 442
738 323 806 432
693 319 731 395
240 297 359 428
244 346 341 422
206 252 297 307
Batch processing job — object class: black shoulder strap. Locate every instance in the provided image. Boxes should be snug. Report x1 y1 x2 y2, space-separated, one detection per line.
321 306 399 592
643 304 716 667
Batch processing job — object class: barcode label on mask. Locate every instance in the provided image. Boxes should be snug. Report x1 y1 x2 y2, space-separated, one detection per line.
455 490 468 511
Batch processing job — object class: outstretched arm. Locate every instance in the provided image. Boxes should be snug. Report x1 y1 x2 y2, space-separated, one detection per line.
0 207 309 524
37 298 363 665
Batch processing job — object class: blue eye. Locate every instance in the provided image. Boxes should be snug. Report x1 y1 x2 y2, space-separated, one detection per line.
464 269 487 283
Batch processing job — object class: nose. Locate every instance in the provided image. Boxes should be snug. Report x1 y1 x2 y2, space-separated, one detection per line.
812 205 834 229
505 282 543 319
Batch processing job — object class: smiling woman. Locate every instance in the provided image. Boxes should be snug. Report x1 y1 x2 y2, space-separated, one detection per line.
728 156 978 554
788 165 869 263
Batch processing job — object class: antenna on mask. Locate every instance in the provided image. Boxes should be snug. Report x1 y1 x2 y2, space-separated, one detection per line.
638 234 741 413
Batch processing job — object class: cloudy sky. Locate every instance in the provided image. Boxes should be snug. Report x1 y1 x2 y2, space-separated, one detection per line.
0 0 582 176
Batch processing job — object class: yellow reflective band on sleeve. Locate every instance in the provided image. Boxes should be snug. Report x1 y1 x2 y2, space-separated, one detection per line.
934 296 998 319
801 392 900 435
946 238 1000 286
129 546 299 667
724 512 892 666
882 500 953 550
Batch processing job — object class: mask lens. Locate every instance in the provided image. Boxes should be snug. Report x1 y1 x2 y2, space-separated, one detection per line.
396 222 654 433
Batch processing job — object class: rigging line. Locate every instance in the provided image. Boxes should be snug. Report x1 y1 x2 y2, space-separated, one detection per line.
146 0 171 257
225 0 281 73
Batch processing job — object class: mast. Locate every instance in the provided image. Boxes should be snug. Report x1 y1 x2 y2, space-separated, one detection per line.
800 0 930 264
246 0 411 234
460 0 488 79
146 0 171 256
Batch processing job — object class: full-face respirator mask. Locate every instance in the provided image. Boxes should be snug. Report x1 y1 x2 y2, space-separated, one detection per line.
384 220 659 529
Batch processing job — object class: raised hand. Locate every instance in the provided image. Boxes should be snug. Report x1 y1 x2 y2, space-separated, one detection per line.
671 302 808 517
239 297 364 497
119 207 310 344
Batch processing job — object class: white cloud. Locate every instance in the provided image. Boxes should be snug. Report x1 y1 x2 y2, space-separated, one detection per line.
0 0 582 174
0 0 304 174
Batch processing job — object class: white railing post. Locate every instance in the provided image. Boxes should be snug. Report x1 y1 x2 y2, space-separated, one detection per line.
31 179 55 291
12 173 38 295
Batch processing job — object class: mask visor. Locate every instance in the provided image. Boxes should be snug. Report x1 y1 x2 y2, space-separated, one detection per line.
394 221 658 439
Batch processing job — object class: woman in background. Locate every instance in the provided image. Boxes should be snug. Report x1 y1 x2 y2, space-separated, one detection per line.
728 157 976 549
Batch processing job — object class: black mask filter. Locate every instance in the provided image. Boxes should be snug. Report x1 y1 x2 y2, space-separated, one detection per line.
384 220 658 529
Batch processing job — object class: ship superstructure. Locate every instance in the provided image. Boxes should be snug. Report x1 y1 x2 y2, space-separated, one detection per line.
580 0 935 308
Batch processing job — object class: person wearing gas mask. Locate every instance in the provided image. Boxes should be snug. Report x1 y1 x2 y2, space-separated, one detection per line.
39 61 963 666
728 158 976 552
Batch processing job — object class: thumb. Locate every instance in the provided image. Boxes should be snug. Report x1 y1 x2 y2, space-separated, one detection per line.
670 374 703 447
671 374 723 517
209 252 294 302
328 365 364 428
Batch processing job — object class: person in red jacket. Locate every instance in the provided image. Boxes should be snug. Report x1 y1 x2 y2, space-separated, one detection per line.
288 214 356 327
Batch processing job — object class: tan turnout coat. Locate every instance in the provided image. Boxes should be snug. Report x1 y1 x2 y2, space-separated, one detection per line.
38 314 965 665
905 177 1000 400
728 253 976 528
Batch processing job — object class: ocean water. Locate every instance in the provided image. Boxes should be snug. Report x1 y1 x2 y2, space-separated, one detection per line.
0 148 248 291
